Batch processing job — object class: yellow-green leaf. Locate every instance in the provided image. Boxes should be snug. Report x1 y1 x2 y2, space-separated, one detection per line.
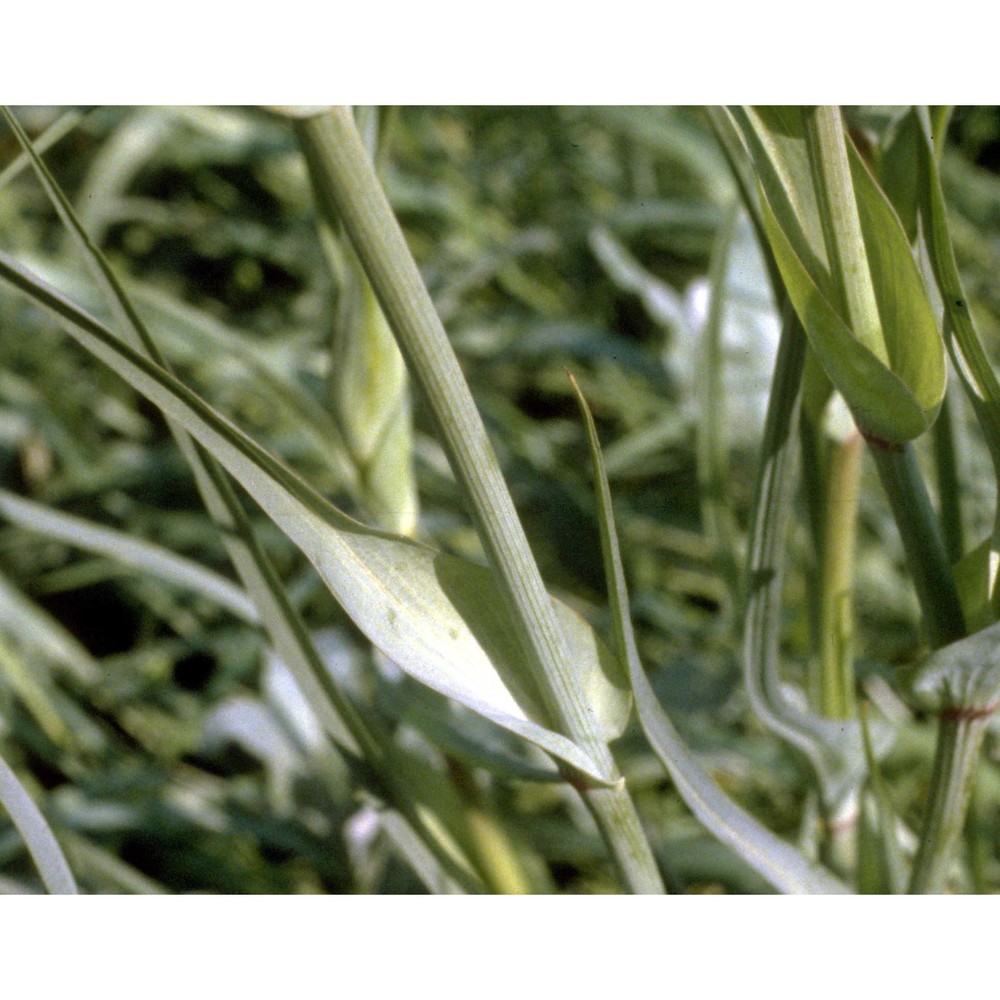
759 193 929 442
733 106 945 444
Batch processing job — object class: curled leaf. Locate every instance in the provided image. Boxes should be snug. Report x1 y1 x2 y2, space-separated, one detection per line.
731 106 945 444
900 618 1000 716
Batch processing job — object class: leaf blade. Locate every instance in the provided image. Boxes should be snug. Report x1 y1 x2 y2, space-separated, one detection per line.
568 372 850 894
0 252 616 786
0 751 76 894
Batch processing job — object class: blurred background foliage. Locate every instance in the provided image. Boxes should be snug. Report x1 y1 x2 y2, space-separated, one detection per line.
2 106 1000 893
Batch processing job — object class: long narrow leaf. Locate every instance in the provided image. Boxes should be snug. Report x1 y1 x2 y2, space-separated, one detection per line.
0 488 257 624
0 751 76 894
731 106 945 445
5 110 596 887
3 106 367 757
0 633 73 747
914 107 1000 612
0 569 99 684
0 252 623 786
568 372 849 894
696 204 742 607
0 109 84 191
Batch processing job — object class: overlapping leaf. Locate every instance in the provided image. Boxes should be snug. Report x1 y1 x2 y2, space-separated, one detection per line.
729 106 945 444
0 253 628 787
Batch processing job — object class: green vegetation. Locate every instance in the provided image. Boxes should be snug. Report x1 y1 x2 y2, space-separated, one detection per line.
3 105 1000 893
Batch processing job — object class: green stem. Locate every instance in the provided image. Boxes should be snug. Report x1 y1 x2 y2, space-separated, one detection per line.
966 772 990 894
804 106 885 363
817 429 862 718
932 389 966 565
869 442 966 650
870 440 981 894
697 203 742 611
908 715 988 893
799 412 827 683
293 106 663 894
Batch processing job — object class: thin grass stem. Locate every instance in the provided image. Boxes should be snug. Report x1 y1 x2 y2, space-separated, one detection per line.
908 714 988 893
697 203 742 611
817 429 862 719
869 442 966 650
933 388 967 565
293 106 663 893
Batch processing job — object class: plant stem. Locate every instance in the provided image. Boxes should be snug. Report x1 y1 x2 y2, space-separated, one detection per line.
804 106 885 363
797 106 982 892
908 714 988 893
697 203 742 612
869 442 966 650
870 441 977 894
294 106 663 893
932 389 966 565
817 429 862 718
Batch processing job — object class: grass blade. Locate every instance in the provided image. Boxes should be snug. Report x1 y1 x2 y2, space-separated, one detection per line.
696 203 742 609
4 104 630 884
741 309 888 816
1 106 369 758
0 251 620 786
0 109 84 191
914 107 1000 613
567 371 848 893
0 568 99 684
0 487 257 623
0 751 76 894
283 107 665 891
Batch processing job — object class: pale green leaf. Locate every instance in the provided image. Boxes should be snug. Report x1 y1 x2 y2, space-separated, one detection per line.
849 142 945 422
899 617 1000 715
760 193 929 443
568 372 850 894
0 488 257 624
733 105 945 444
0 252 621 787
878 110 923 243
0 751 76 894
727 107 831 288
